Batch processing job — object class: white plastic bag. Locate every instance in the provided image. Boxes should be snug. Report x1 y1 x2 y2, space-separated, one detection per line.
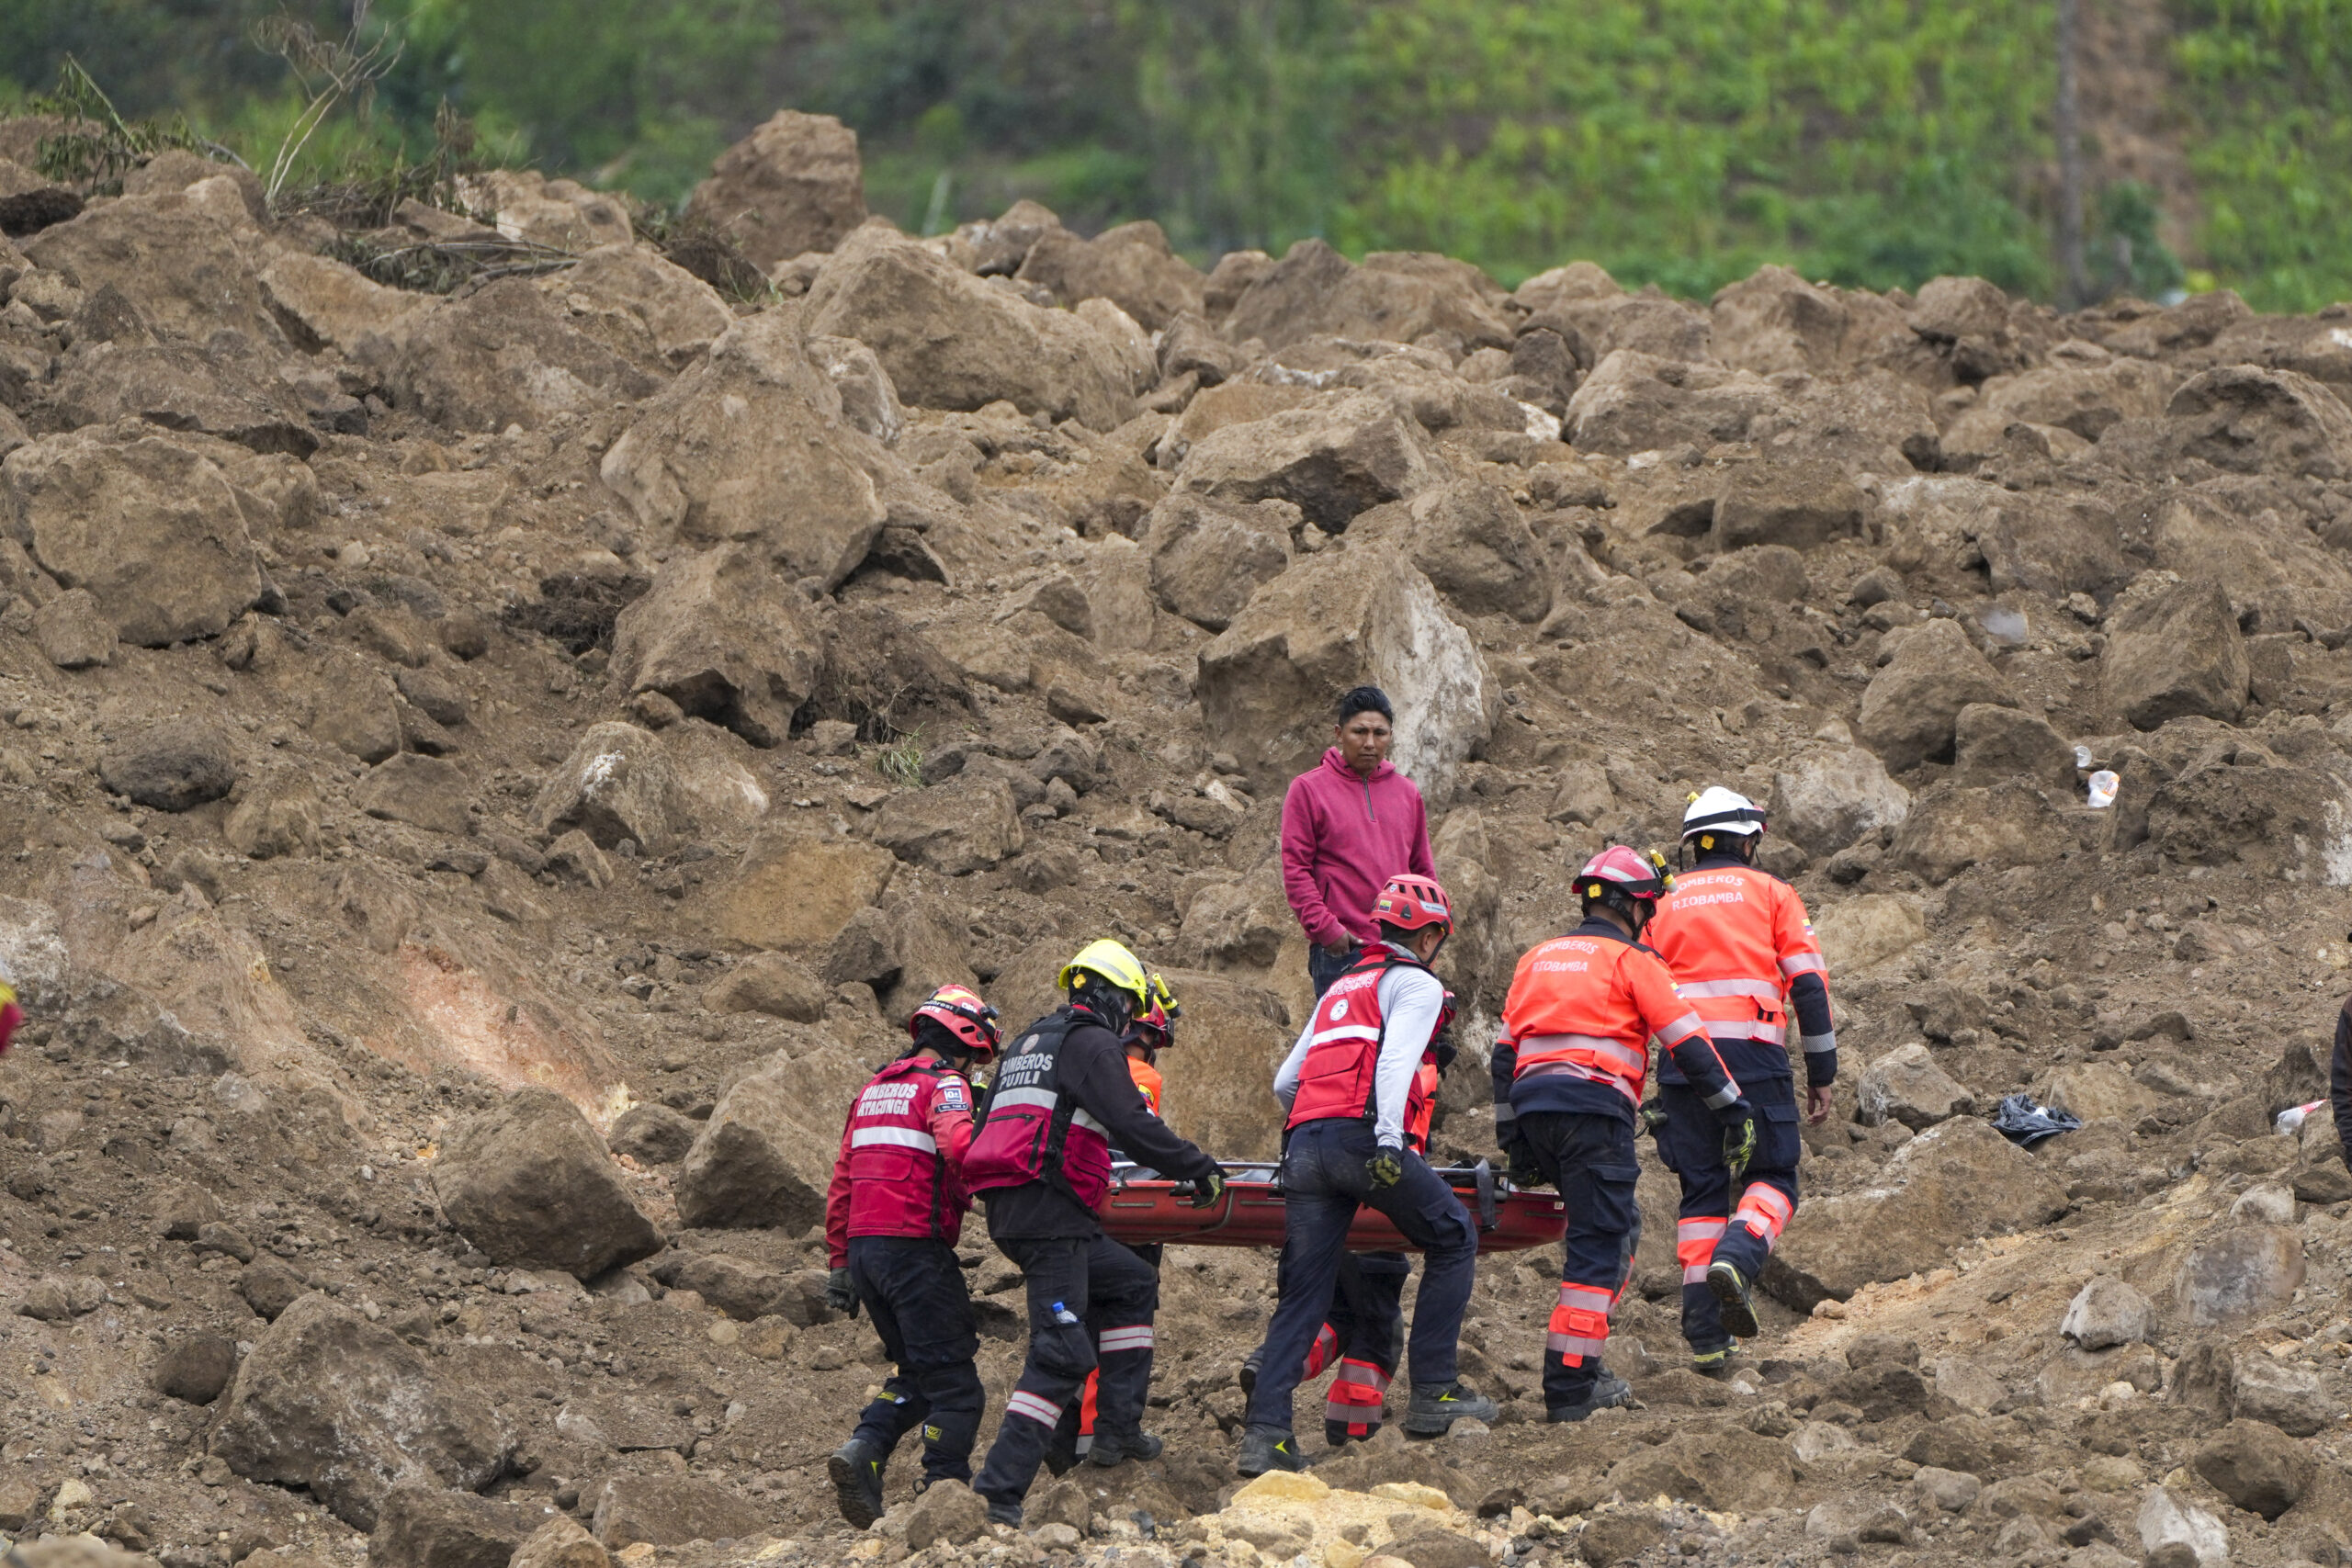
2086 770 2119 809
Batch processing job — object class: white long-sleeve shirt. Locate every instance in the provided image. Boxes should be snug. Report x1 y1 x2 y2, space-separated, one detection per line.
1272 961 1447 1149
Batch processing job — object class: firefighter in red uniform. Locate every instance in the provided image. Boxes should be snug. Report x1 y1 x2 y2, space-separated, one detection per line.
822 984 1003 1528
1493 847 1753 1421
1240 994 1456 1448
967 942 1225 1528
1061 976 1181 1470
1645 788 1836 1365
1237 874 1497 1477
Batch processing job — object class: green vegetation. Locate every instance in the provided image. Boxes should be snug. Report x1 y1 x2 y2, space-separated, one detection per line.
3 1 2348 310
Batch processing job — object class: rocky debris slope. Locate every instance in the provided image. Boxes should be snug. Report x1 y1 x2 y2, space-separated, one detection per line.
0 115 2348 1568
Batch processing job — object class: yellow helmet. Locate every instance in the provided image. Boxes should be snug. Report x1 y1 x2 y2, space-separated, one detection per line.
1057 938 1151 1010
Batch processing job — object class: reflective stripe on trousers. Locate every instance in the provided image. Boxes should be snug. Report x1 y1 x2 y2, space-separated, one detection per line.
1097 1324 1155 1354
1545 1281 1614 1364
1324 1358 1390 1426
1735 1182 1794 1247
1301 1322 1340 1382
1005 1389 1061 1427
1676 1216 1726 1284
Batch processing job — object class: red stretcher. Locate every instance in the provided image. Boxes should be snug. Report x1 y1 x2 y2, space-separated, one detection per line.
1096 1161 1567 1255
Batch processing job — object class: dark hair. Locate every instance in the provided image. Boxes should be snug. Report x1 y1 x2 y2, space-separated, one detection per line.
1336 685 1394 725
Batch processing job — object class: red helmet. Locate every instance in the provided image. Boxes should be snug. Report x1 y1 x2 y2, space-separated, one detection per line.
1129 975 1181 1053
909 984 1002 1062
1371 873 1453 934
1577 845 1669 903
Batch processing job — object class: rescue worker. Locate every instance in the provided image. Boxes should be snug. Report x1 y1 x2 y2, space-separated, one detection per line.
1492 847 1752 1422
0 979 19 1055
1058 976 1181 1470
1645 788 1837 1365
822 984 1003 1528
1237 874 1495 1476
967 942 1227 1527
1238 997 1455 1449
2332 963 2352 1174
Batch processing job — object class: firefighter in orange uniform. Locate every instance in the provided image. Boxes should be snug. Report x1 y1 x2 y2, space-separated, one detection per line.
1493 847 1753 1421
1643 788 1836 1369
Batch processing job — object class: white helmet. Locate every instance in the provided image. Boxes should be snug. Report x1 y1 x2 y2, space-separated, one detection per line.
1683 786 1766 840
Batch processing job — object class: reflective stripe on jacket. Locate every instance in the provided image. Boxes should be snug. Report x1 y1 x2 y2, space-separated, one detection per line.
1287 948 1438 1130
823 1055 976 1266
963 1010 1114 1208
1495 919 1741 1116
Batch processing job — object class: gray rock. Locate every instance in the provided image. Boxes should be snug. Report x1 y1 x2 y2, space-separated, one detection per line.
658 1251 786 1322
1951 702 2076 790
607 1103 700 1166
532 722 684 856
1856 619 2017 773
2174 1224 2304 1327
1804 1496 1908 1546
607 543 822 748
31 588 116 670
368 1484 534 1568
683 110 865 274
2101 574 2248 730
1174 389 1436 531
1770 747 1910 856
2229 1352 2336 1438
903 1480 991 1551
238 1258 310 1322
1142 491 1295 632
673 1060 835 1233
152 1332 238 1404
209 1295 508 1531
701 952 827 1021
1854 1043 1973 1130
1908 1466 1980 1513
869 775 1023 876
17 1273 106 1321
2060 1275 2154 1350
2191 1419 2312 1520
432 1089 662 1280
590 1475 768 1550
356 753 474 837
97 719 237 812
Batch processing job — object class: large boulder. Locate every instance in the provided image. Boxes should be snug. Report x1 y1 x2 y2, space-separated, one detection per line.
1886 780 2066 884
2191 1420 2312 1520
2100 574 2249 729
3 429 264 645
608 544 821 749
590 1475 770 1550
1770 748 1911 856
1907 276 2041 381
868 775 1023 876
99 720 237 812
1855 619 2017 773
1564 350 1782 455
532 722 686 855
1853 1043 1973 1130
1196 548 1493 800
702 823 897 952
2174 1224 2303 1326
804 226 1142 430
1142 491 1295 631
549 244 734 368
1951 703 2077 790
1016 220 1205 332
260 252 426 354
596 310 888 590
1963 352 2180 443
1173 390 1437 532
673 1057 837 1232
2152 488 2352 639
209 1295 507 1530
1348 479 1550 623
1224 239 1510 351
431 1089 662 1280
1709 265 1905 377
1766 1116 2066 1307
47 336 319 457
369 1485 534 1568
2061 1276 2154 1350
1711 457 1866 551
2168 363 2352 479
22 189 278 344
387 276 663 433
683 111 866 274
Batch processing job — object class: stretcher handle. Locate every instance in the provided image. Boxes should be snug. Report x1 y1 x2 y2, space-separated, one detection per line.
1472 1157 1498 1231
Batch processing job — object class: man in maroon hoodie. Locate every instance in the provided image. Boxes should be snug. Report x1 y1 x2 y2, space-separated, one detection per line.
1282 686 1437 998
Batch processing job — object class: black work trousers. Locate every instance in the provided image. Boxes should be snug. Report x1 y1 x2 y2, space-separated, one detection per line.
971 1232 1159 1508
845 1235 986 1485
1518 1110 1642 1410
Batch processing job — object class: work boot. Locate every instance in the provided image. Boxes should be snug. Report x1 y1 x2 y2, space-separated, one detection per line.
1690 1344 1744 1382
1707 1259 1761 1339
1547 1372 1637 1423
828 1438 886 1529
1088 1427 1164 1466
1238 1346 1262 1399
1324 1421 1380 1449
1401 1381 1499 1435
1042 1438 1079 1477
985 1498 1023 1529
1236 1424 1303 1477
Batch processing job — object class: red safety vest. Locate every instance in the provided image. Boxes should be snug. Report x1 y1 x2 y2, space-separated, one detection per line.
833 1055 975 1246
1288 948 1440 1131
963 1009 1115 1210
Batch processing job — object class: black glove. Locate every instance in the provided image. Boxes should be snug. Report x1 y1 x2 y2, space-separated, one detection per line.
1720 1106 1757 1181
1189 1164 1227 1209
1430 1033 1458 1076
1365 1147 1404 1190
1637 1098 1668 1136
824 1267 859 1319
1500 1133 1542 1186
